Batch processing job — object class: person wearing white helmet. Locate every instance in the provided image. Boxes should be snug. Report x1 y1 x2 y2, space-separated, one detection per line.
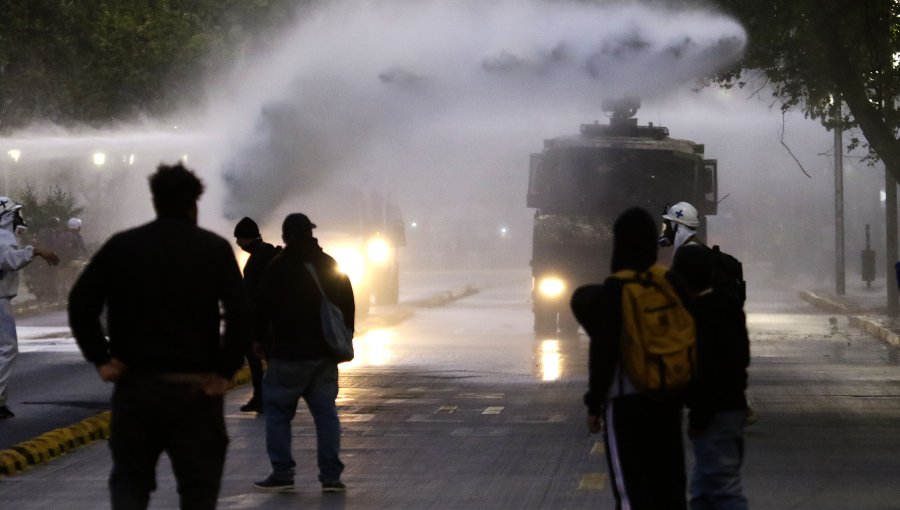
57 217 88 296
662 200 761 433
659 201 703 253
0 197 60 419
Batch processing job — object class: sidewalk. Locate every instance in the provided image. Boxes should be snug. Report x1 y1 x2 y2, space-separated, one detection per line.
798 283 900 348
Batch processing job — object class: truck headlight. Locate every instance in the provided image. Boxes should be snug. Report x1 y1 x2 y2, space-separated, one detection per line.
332 246 366 286
537 277 566 298
366 237 391 265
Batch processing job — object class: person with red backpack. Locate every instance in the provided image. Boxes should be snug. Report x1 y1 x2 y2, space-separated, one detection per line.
572 207 693 510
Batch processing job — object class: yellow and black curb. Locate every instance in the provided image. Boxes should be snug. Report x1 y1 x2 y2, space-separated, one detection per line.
0 366 254 479
0 411 111 477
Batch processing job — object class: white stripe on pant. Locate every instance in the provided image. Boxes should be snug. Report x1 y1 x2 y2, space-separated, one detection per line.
606 401 632 510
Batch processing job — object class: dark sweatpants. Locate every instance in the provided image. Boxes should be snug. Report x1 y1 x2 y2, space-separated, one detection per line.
108 375 229 510
604 394 687 510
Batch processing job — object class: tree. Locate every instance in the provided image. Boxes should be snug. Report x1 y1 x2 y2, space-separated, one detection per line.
708 1 900 177
0 0 302 131
18 183 84 233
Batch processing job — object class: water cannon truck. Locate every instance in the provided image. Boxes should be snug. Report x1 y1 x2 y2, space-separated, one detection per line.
527 98 718 335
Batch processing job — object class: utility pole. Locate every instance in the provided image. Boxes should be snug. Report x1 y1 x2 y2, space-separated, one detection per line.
833 99 846 296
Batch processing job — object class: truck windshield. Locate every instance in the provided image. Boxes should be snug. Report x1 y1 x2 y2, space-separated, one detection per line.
529 147 697 216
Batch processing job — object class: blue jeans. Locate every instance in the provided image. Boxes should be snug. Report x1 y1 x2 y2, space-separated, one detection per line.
690 409 748 510
263 358 343 483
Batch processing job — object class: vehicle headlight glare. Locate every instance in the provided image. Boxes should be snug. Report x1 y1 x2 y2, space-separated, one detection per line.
538 277 565 298
332 247 366 285
366 237 391 264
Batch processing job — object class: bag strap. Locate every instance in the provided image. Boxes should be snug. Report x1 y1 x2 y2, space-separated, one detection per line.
304 263 327 299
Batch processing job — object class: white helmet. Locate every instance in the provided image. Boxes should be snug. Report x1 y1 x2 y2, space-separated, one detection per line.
663 202 700 229
67 217 82 230
0 196 22 216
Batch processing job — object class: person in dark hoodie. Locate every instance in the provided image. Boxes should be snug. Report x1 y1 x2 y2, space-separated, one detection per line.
233 216 282 413
68 163 250 510
571 206 689 510
672 244 750 510
252 212 354 494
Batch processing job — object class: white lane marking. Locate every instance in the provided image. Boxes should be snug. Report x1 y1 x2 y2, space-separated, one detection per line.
17 327 79 353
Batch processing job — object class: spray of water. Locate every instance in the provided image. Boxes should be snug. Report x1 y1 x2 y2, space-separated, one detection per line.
211 0 747 224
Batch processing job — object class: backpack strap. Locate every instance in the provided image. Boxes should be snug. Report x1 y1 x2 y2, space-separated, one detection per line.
304 263 327 299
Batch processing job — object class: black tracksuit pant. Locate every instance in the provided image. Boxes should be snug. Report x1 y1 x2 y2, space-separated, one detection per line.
108 375 229 510
604 393 688 510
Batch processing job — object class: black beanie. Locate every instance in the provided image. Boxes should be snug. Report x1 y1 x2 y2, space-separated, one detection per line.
234 217 260 238
610 207 658 273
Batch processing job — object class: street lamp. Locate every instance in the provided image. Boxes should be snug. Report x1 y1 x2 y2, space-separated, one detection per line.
93 152 106 167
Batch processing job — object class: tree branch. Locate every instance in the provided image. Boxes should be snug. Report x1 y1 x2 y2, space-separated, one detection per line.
781 111 813 178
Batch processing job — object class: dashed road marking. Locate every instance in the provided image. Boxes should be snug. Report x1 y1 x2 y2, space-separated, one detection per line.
435 405 458 414
591 441 605 455
482 406 504 415
578 472 608 490
458 392 504 399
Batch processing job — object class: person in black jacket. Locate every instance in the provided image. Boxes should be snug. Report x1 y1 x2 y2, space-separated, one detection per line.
252 212 354 494
672 244 749 510
68 163 251 510
571 207 688 510
233 216 281 413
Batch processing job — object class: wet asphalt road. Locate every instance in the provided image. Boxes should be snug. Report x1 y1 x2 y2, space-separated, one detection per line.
1 270 900 509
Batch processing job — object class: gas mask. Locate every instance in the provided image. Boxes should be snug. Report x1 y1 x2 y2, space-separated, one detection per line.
12 210 27 235
658 219 675 247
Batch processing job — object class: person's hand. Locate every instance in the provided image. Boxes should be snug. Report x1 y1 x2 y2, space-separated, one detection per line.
34 248 60 266
200 375 230 397
97 358 126 382
587 414 603 434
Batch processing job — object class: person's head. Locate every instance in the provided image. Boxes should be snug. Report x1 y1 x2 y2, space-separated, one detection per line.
659 201 699 247
148 162 204 222
233 217 262 252
67 217 82 231
0 197 26 234
671 244 712 294
611 207 658 272
281 213 317 246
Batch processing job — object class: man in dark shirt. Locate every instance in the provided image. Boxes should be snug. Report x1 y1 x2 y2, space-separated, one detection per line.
233 216 281 413
68 163 250 510
253 212 354 494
